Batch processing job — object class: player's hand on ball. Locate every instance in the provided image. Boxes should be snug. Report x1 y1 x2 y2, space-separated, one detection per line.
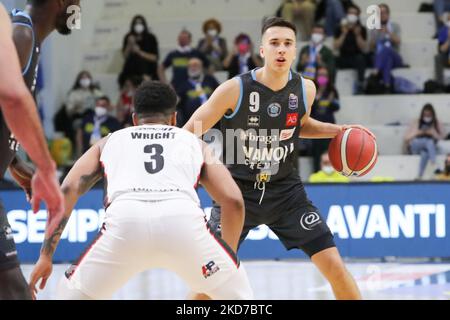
29 254 53 300
342 125 376 139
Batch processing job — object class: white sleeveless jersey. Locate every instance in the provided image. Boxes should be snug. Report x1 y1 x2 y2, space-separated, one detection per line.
100 125 204 205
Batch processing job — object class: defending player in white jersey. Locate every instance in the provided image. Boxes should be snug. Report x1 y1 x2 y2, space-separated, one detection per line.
29 81 253 300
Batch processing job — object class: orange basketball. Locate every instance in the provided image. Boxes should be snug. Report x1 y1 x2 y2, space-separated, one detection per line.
328 128 378 177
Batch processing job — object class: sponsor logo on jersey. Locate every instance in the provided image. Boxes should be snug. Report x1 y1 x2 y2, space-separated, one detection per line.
288 94 299 110
267 103 282 118
243 143 295 163
247 116 260 127
300 212 322 231
256 172 272 183
280 128 295 141
240 130 278 144
286 113 299 127
202 261 220 279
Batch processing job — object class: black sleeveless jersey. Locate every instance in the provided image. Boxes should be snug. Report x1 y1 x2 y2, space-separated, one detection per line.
220 69 308 183
0 10 41 178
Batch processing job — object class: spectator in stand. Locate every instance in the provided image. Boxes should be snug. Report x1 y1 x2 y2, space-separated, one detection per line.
116 75 143 128
223 33 263 79
310 66 340 172
176 58 220 128
435 12 450 84
119 15 159 88
297 24 336 82
197 18 228 72
435 154 450 180
65 71 103 133
309 153 350 182
405 103 446 180
158 29 209 91
76 96 121 157
334 4 367 93
434 0 450 29
315 0 356 37
278 0 317 41
368 3 403 93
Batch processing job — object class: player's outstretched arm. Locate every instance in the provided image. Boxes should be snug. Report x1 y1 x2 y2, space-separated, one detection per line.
183 78 240 136
299 78 375 139
199 143 244 253
0 4 64 226
0 5 54 173
29 138 108 299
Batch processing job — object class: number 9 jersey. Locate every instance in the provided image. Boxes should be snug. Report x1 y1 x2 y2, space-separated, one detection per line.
100 124 204 206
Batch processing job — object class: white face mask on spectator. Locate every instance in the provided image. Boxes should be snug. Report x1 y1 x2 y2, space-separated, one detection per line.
95 106 108 117
80 78 91 89
347 14 358 24
422 116 433 124
134 23 145 34
207 29 218 37
311 33 324 44
322 165 334 175
188 69 202 80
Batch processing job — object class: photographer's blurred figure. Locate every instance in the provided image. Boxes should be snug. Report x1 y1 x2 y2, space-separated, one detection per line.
309 153 350 183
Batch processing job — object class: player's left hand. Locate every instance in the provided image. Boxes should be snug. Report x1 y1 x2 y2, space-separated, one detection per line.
30 167 65 236
342 124 376 139
29 254 53 300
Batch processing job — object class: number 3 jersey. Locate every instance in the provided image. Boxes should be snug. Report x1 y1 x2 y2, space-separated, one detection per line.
220 69 308 183
100 125 204 206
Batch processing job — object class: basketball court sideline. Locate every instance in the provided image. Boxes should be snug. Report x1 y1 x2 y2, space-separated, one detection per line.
22 260 450 300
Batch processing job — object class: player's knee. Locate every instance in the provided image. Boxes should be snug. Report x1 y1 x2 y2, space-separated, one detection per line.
313 248 349 280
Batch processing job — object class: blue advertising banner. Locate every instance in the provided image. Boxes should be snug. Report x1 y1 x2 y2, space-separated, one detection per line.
1 182 449 263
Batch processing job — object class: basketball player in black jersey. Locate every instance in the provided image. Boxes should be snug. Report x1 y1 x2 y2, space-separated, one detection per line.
185 17 375 299
0 0 79 299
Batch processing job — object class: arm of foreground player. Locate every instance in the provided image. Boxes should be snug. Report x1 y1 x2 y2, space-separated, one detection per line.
199 143 244 253
299 78 375 139
0 6 64 223
28 138 108 299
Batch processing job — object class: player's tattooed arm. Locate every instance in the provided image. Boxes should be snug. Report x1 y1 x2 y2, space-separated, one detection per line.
41 215 68 257
39 140 107 258
39 166 101 258
77 166 103 195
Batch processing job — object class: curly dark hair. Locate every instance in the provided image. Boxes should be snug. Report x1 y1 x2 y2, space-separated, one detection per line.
134 81 178 117
202 18 222 34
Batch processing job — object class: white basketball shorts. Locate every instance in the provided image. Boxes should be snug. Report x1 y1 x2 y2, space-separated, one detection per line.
56 198 253 300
